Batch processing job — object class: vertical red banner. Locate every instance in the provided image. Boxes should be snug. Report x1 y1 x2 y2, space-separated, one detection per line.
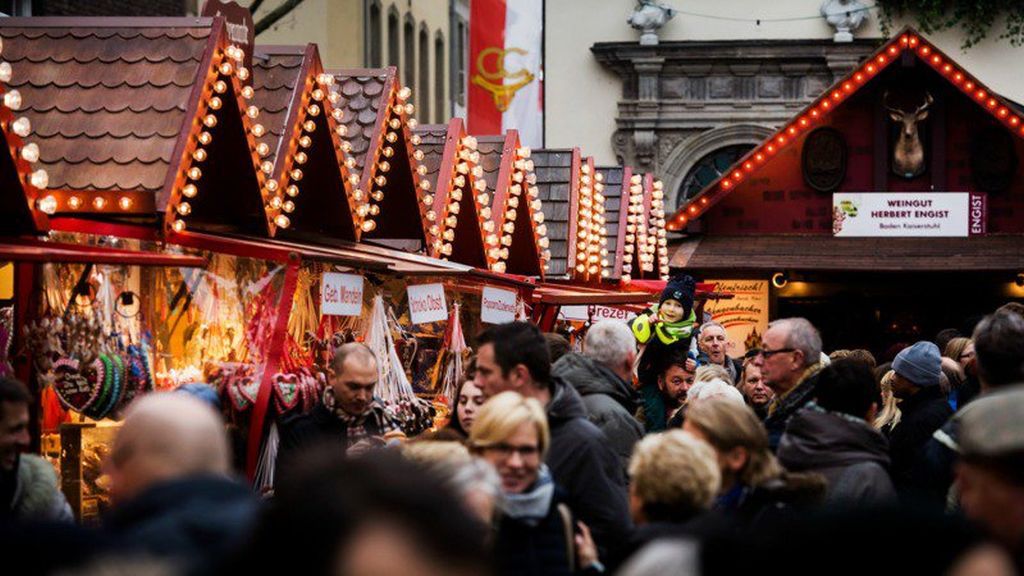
468 0 506 135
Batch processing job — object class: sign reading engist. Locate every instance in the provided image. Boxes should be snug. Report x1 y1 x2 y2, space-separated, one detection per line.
832 193 986 237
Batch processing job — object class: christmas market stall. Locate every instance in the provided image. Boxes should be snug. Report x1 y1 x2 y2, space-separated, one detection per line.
667 26 1024 354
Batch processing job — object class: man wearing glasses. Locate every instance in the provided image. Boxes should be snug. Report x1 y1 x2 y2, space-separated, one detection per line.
759 318 824 451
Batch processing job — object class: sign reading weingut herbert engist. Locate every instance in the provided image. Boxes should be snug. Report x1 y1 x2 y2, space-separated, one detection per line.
832 193 986 237
407 283 448 325
321 273 364 316
481 287 517 324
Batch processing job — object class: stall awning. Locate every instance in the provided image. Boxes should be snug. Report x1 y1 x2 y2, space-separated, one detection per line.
671 235 1024 272
533 283 654 306
0 239 207 267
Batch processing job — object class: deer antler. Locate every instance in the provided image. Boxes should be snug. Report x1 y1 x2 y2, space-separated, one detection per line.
883 90 902 114
916 92 933 115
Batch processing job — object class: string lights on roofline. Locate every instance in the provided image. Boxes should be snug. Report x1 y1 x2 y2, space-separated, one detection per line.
620 172 646 283
670 31 1024 230
0 39 52 216
573 159 610 281
486 143 551 275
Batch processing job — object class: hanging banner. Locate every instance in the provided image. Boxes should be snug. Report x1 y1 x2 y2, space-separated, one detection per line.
481 286 517 324
468 0 543 147
407 283 448 324
703 280 769 355
560 305 637 323
832 193 986 237
321 273 363 316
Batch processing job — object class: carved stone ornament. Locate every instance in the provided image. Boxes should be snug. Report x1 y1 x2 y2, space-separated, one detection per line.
628 0 676 46
801 127 848 192
821 0 868 43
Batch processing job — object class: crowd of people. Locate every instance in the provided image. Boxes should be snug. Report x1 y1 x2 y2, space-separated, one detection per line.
3 281 1024 576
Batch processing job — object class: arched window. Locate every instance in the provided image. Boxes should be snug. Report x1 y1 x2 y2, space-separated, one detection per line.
677 144 754 209
404 16 415 91
435 32 445 122
387 8 399 67
419 26 430 121
368 1 382 67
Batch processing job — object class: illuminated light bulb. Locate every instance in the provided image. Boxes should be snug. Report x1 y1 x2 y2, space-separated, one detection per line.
92 196 107 210
349 174 360 185
256 142 270 157
378 161 391 173
392 104 404 115
291 168 304 181
37 195 57 214
541 250 551 261
516 147 531 158
213 80 227 94
182 184 198 198
68 195 84 210
507 196 519 208
407 118 418 129
341 141 352 152
422 194 434 205
500 235 512 247
410 134 422 146
371 190 384 202
576 263 586 273
198 131 212 145
265 180 279 193
462 136 478 148
443 229 455 241
0 62 11 82
261 161 274 174
474 179 488 192
172 219 186 233
454 175 466 188
538 237 550 249
20 143 39 163
12 117 30 137
536 224 547 236
389 118 401 130
236 67 250 81
492 261 506 273
512 171 524 183
503 221 515 234
241 85 254 99
203 114 217 128
417 164 428 176
419 179 431 190
299 135 312 148
440 243 453 256
283 200 295 213
307 104 321 117
192 148 207 162
208 96 222 110
188 167 202 180
317 73 335 86
332 108 344 121
471 166 484 179
303 120 316 132
357 205 369 217
275 214 291 228
176 201 192 216
450 202 461 215
312 89 325 101
426 210 437 221
577 241 587 251
246 105 259 119
533 211 545 224
477 193 490 205
429 225 440 236
385 131 399 144
525 173 537 185
3 89 22 110
505 209 517 221
404 103 414 116
295 152 308 164
381 146 395 158
451 189 462 201
483 221 496 233
270 196 283 210
445 215 458 227
486 233 499 246
398 86 412 101
480 207 492 219
456 162 470 175
219 61 234 76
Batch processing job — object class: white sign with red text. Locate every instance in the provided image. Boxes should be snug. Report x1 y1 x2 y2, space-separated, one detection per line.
321 273 364 316
481 287 517 324
407 283 448 324
560 305 637 323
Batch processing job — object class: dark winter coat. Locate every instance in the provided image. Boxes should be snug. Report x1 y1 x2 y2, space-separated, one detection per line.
494 489 575 576
888 386 954 500
715 473 826 529
553 353 644 471
777 406 897 508
546 376 632 558
764 365 821 452
103 475 260 576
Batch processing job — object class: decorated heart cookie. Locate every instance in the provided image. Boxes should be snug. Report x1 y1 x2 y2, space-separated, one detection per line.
52 357 99 413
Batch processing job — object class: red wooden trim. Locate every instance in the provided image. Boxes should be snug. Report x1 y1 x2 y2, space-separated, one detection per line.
428 119 461 257
566 148 582 275
167 230 293 263
246 256 300 480
0 241 207 267
394 77 432 244
13 261 37 387
47 217 159 241
317 52 365 240
269 46 315 186
613 167 633 279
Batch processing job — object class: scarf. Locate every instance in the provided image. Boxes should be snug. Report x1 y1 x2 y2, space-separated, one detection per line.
631 307 696 346
501 465 555 526
768 363 822 418
323 388 401 446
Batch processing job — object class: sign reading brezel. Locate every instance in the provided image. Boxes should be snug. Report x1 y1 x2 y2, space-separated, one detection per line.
407 283 448 324
560 305 637 322
481 287 517 324
321 273 364 316
832 192 986 237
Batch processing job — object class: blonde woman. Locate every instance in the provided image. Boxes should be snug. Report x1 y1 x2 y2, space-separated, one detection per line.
874 370 902 435
470 391 599 576
683 398 824 524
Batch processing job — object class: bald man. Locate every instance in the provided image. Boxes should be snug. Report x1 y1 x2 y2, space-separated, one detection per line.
103 393 258 572
276 343 403 481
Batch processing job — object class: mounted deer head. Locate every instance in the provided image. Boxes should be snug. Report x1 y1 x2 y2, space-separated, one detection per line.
885 91 933 178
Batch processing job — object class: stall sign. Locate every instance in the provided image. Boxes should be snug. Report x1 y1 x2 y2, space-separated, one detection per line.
703 280 769 356
481 287 517 324
832 192 986 237
321 273 363 316
407 283 448 324
560 305 637 323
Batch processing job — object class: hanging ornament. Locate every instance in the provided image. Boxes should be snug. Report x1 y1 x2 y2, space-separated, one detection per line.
437 303 467 403
365 294 415 403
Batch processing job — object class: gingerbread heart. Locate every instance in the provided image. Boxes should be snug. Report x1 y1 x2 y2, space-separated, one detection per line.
52 357 99 413
274 373 300 413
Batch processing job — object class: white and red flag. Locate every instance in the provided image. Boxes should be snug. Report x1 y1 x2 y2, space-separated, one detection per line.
468 0 544 147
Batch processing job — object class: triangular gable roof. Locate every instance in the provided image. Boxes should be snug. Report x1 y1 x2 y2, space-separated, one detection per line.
475 131 550 277
533 148 578 278
668 26 1024 230
252 45 360 241
0 51 48 234
567 155 610 283
328 67 430 243
0 17 273 236
616 172 669 282
413 118 489 267
596 166 626 280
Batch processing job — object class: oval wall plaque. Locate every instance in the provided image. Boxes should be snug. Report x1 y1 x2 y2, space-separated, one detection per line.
801 127 848 192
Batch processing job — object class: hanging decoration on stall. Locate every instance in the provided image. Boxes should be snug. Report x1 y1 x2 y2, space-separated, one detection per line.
801 127 848 192
366 294 416 403
407 283 448 325
0 307 13 379
320 272 364 316
0 35 52 234
481 286 517 324
435 302 468 402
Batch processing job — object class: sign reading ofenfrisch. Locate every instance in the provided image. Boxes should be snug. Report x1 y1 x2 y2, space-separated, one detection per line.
321 273 363 316
832 192 986 237
407 283 448 324
703 280 769 356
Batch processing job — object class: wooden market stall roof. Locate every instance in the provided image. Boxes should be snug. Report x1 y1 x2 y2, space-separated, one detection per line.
0 39 49 234
0 238 207 267
474 131 551 278
327 66 431 244
670 235 1024 272
251 44 361 241
0 17 275 238
596 166 626 280
413 119 489 267
615 171 669 282
668 26 1024 230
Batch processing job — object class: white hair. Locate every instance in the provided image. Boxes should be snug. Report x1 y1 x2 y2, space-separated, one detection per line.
686 378 745 407
768 317 822 368
584 320 636 368
618 538 701 576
